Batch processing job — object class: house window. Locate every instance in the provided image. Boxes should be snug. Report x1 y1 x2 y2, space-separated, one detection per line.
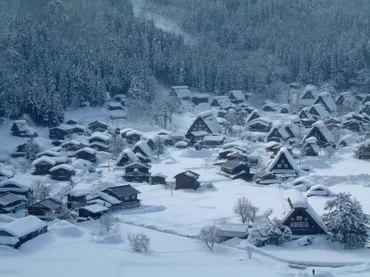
296 216 303 221
131 195 136 200
124 196 130 201
277 164 282 169
290 222 309 228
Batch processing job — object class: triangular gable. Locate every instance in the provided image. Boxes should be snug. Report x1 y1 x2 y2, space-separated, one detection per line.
267 147 297 174
246 110 260 123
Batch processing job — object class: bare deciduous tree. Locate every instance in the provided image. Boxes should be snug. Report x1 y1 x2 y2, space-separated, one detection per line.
198 224 221 250
128 233 150 253
31 181 51 204
233 197 259 224
109 135 127 158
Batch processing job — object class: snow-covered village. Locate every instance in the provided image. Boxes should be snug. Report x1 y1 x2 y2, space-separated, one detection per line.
2 1 370 277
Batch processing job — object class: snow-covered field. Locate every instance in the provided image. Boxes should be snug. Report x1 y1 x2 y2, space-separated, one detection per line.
2 103 370 276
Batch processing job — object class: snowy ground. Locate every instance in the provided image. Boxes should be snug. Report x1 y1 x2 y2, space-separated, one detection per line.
2 103 370 274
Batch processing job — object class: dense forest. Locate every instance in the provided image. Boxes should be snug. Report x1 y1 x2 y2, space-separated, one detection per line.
0 0 370 126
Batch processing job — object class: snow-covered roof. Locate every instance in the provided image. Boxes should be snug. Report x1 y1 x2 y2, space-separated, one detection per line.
228 90 245 101
0 193 25 206
265 141 280 149
115 148 138 166
175 141 187 147
218 223 249 238
0 179 28 192
108 101 123 108
315 93 337 112
122 161 151 169
80 204 109 214
203 135 224 142
119 128 133 135
185 170 200 179
0 169 13 178
268 126 290 140
32 157 56 166
88 132 111 142
89 142 109 150
0 216 47 238
305 137 317 144
134 141 153 158
14 119 27 125
49 164 75 172
309 184 330 192
152 172 167 178
310 104 330 118
36 150 62 158
199 112 222 134
76 147 96 155
307 121 332 143
247 117 272 127
171 86 190 98
126 130 143 137
87 192 121 205
246 110 260 122
267 147 298 173
190 131 209 137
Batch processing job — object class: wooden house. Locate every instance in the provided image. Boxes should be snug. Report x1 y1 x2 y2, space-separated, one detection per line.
125 130 143 144
0 216 47 248
299 85 318 107
267 147 298 178
302 121 332 148
336 91 352 105
359 103 370 116
186 131 208 145
49 126 68 140
76 147 97 163
256 173 281 185
89 142 109 152
221 160 251 180
133 141 153 161
226 151 248 162
246 109 260 124
151 173 167 185
170 132 184 144
31 157 56 175
102 185 141 207
123 161 151 174
247 117 272 132
88 132 111 145
49 164 75 181
27 198 63 219
51 140 63 147
170 85 191 101
218 149 235 160
88 120 108 133
342 119 362 133
78 204 109 220
115 148 138 167
313 92 337 113
0 169 14 182
186 111 222 137
227 90 245 104
66 191 88 209
0 179 31 197
354 140 370 160
0 193 26 214
281 190 327 236
11 120 38 138
173 171 200 190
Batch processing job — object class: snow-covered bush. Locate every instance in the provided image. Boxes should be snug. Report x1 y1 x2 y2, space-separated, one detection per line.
128 233 150 253
323 192 369 249
99 214 120 235
198 224 221 250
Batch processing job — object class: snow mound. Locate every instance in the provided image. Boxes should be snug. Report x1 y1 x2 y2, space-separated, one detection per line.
163 159 176 164
94 233 123 245
179 148 212 158
297 268 335 277
51 221 85 238
293 184 308 192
